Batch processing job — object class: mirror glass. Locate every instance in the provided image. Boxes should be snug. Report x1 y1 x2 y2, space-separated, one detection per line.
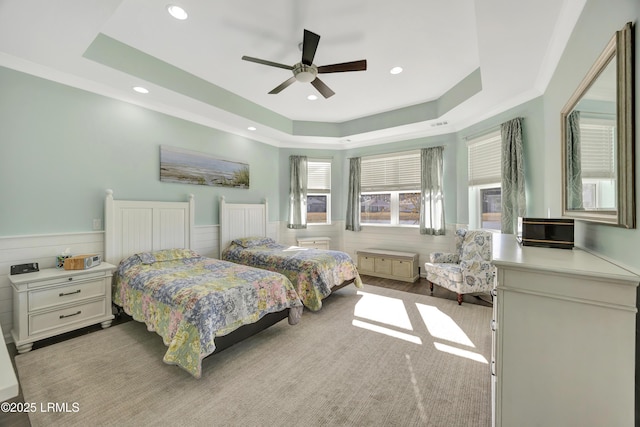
561 22 635 228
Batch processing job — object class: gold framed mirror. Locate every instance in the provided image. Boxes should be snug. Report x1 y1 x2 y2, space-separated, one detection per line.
561 22 635 228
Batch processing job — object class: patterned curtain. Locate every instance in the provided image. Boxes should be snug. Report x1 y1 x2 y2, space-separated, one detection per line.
500 118 526 234
287 155 307 229
345 157 362 232
420 146 445 235
566 111 583 209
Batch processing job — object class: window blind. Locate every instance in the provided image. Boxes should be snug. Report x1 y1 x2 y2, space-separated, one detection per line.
579 117 615 179
468 130 501 186
308 160 331 193
361 151 420 191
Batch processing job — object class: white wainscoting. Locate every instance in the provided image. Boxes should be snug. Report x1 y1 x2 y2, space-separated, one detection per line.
0 223 463 340
0 226 219 342
342 224 461 275
277 221 344 250
277 220 462 276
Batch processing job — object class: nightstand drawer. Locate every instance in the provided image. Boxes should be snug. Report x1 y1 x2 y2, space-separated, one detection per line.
28 279 105 311
25 270 106 289
29 299 107 336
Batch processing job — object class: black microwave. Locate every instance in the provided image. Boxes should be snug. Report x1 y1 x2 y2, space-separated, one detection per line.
517 217 574 249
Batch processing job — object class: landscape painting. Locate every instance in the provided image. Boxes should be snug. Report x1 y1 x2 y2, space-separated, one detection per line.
160 145 249 188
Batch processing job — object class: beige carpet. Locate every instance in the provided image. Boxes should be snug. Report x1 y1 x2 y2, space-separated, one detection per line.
15 284 492 427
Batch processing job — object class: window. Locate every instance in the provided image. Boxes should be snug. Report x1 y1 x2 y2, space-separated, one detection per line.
468 130 501 230
579 116 616 209
360 151 421 226
307 160 331 224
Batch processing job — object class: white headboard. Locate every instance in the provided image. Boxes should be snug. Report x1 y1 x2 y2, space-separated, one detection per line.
219 196 267 257
104 189 195 266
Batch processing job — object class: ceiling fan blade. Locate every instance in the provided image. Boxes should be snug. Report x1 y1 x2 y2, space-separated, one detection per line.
242 56 293 70
301 29 320 66
318 59 367 73
269 76 297 94
310 77 335 98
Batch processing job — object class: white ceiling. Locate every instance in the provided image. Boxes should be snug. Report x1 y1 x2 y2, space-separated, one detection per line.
0 0 586 149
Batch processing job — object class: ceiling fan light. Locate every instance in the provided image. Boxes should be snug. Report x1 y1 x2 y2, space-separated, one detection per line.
293 63 318 83
307 95 318 101
133 86 149 94
390 66 403 75
167 5 188 20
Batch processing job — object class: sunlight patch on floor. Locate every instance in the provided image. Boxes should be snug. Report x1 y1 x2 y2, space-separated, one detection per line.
352 319 422 344
354 291 413 330
433 342 488 364
415 303 475 347
351 291 488 363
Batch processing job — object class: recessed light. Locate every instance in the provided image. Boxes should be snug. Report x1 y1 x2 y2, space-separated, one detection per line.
167 5 188 20
390 66 403 75
247 126 257 131
307 94 318 101
133 86 149 94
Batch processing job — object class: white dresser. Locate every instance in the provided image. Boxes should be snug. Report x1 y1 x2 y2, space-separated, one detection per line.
491 235 638 427
9 263 116 353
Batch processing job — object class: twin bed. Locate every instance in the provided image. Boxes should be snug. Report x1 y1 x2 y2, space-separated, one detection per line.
105 191 361 377
219 197 362 311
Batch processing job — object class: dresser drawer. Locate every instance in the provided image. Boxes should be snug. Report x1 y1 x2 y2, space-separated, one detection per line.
29 299 107 336
28 279 105 311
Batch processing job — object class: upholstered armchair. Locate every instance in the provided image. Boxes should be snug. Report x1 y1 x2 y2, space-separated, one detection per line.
424 229 495 305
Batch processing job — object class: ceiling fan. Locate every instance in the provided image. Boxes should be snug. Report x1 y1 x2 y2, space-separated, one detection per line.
242 29 367 99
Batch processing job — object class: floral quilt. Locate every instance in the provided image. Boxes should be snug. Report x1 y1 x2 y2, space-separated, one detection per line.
112 248 303 378
221 237 363 311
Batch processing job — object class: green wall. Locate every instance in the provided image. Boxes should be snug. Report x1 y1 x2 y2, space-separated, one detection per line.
2 0 639 274
0 67 281 236
456 97 547 223
544 0 640 270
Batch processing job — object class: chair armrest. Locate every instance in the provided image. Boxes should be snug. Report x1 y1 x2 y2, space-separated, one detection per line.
430 252 459 263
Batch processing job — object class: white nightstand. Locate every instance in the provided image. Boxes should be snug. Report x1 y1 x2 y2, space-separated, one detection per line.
297 237 331 250
9 262 116 353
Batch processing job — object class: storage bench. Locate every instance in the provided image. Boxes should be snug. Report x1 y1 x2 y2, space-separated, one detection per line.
357 249 419 283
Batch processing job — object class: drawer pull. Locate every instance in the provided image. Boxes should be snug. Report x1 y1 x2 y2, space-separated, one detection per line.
59 310 82 319
59 289 81 297
491 360 496 376
68 277 73 281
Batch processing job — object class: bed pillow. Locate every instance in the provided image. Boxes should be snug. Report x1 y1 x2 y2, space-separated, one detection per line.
232 236 276 248
136 248 200 264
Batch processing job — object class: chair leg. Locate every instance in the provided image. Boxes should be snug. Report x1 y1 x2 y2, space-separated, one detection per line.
457 293 463 305
428 280 433 294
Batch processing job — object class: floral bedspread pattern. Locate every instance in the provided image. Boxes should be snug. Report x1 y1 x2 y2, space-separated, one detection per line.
113 248 303 378
221 238 363 311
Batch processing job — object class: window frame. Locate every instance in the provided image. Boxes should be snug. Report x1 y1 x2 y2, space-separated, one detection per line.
468 129 502 231
359 151 421 228
306 159 332 225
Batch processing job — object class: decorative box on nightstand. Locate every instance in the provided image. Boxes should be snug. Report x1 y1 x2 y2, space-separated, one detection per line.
9 262 116 354
296 237 331 250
